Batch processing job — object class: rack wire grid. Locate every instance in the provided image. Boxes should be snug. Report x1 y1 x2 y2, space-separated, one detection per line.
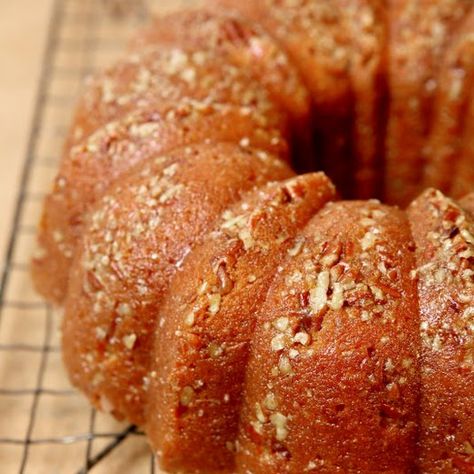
0 0 199 472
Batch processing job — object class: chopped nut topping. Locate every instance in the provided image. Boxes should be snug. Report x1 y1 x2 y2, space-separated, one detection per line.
278 355 293 375
239 137 250 148
123 333 137 350
238 228 254 250
289 349 298 358
270 412 289 441
129 122 160 137
184 312 196 327
198 281 208 295
361 231 377 250
293 331 310 345
384 358 395 372
159 183 184 204
208 342 224 358
461 228 474 245
370 286 385 301
214 260 233 295
117 303 132 317
255 402 267 423
95 327 107 340
273 317 289 332
288 238 304 256
53 231 64 243
328 282 344 310
264 392 278 410
180 386 195 406
180 67 196 83
271 334 285 352
251 420 264 435
432 334 442 351
163 163 179 177
309 271 330 314
221 212 246 230
33 246 47 260
92 372 105 386
208 293 221 315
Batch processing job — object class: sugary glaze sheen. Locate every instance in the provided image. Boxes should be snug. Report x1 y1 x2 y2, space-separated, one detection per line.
62 143 293 426
237 200 421 473
32 1 474 472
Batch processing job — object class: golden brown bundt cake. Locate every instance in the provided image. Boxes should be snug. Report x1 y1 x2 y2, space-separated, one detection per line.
61 142 293 426
32 1 474 472
146 173 335 473
408 189 474 472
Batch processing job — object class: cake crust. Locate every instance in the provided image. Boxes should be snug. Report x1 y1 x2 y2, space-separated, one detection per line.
146 173 336 472
237 201 420 473
29 2 474 472
408 189 474 472
62 143 293 425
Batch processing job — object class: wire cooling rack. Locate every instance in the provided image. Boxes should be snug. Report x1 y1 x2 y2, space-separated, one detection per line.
0 0 198 472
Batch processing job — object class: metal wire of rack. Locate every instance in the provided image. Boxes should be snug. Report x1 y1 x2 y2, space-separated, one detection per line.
0 0 195 471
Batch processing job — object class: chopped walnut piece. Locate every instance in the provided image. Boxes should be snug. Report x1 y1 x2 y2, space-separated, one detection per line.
328 282 344 310
361 230 377 250
123 333 137 350
270 412 289 441
238 227 254 250
278 355 293 375
184 312 196 327
264 392 278 410
384 358 395 372
239 137 250 148
255 402 267 423
95 327 107 340
271 334 286 352
208 293 221 315
180 386 195 406
288 238 304 256
273 317 289 332
208 342 224 359
117 302 132 317
293 331 310 345
309 271 330 314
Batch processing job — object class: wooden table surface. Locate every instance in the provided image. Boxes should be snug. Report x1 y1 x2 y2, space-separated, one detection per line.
0 0 54 263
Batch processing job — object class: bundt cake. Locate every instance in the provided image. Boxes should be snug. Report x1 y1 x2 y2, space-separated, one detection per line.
31 1 474 472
